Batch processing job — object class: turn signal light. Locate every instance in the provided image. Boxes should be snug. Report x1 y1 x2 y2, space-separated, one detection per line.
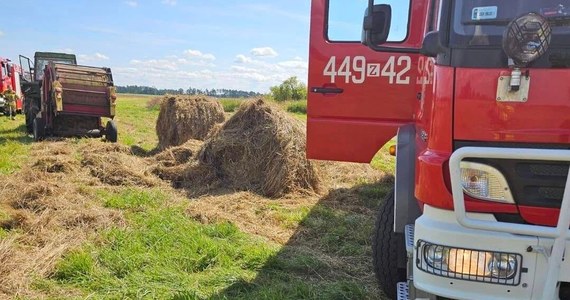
460 162 514 204
389 145 396 156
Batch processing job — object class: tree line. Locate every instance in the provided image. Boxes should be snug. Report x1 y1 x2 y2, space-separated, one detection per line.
116 76 308 101
116 85 263 98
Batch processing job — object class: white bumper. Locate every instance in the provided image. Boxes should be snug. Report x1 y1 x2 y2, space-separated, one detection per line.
413 205 570 300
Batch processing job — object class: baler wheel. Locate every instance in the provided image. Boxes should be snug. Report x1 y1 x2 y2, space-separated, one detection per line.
32 118 45 142
25 104 38 134
105 120 118 143
372 189 407 300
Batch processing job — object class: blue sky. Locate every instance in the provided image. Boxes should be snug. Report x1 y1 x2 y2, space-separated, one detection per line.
0 0 311 92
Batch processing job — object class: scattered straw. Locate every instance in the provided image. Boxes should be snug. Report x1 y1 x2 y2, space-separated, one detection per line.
80 141 161 187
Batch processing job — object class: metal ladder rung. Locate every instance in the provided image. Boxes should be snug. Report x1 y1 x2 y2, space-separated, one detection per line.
397 282 409 300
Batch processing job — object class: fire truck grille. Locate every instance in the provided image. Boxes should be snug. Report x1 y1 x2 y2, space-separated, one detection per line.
528 164 569 177
466 159 569 208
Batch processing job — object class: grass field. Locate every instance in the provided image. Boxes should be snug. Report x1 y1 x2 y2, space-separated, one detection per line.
0 95 395 299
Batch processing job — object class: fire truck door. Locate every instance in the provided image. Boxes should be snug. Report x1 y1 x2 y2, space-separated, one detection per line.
307 0 429 163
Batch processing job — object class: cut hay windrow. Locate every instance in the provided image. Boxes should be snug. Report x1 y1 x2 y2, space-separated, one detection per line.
198 99 321 198
0 141 126 296
80 141 161 187
156 96 225 149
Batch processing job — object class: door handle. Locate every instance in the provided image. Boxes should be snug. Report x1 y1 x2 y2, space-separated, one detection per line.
311 87 344 94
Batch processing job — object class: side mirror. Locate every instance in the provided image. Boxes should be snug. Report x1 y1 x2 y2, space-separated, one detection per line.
362 4 392 46
420 31 446 57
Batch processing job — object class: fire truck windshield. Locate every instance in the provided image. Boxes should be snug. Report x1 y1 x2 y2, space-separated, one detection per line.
451 0 570 47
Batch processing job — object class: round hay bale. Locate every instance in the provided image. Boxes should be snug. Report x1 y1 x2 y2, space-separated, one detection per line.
156 96 225 149
198 99 321 198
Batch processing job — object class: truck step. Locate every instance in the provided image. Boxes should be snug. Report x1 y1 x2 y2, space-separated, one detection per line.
397 282 409 300
405 224 415 256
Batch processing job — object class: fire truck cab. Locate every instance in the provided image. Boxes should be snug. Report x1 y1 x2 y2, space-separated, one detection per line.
0 57 23 114
308 0 570 299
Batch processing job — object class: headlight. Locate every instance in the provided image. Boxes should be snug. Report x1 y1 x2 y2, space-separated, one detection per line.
448 248 493 277
503 12 551 66
418 241 522 286
460 162 514 204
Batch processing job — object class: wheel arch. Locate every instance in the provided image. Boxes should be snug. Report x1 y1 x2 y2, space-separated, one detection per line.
394 124 422 234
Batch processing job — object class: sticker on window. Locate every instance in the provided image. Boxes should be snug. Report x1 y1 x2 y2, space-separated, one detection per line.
472 6 498 20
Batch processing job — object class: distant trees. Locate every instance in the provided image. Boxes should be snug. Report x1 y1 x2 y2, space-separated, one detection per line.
270 77 307 102
116 85 263 98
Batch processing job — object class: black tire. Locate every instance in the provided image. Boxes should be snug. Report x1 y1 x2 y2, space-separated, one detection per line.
105 120 118 143
33 118 45 142
372 189 407 300
25 105 38 134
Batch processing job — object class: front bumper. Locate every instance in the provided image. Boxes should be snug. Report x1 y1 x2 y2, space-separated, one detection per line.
414 205 543 300
413 147 570 300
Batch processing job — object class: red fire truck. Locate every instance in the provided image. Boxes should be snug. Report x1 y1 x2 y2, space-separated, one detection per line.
0 57 23 114
308 0 570 299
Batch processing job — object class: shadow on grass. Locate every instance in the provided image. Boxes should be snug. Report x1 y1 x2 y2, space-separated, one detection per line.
130 144 161 157
0 123 33 144
205 177 394 300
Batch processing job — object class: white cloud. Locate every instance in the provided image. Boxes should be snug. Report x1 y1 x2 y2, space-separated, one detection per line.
94 53 109 60
162 0 177 5
234 54 253 64
278 60 307 70
231 65 261 73
125 1 138 7
0 31 4 37
251 47 278 57
184 49 216 61
78 53 110 64
52 48 75 54
113 49 307 93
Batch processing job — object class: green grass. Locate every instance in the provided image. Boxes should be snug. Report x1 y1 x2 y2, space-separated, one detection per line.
371 139 396 174
45 183 389 299
285 100 307 114
52 188 279 299
218 98 243 113
114 94 160 152
0 114 32 174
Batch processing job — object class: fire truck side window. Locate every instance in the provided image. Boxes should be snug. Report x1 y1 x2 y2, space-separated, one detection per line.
327 0 411 42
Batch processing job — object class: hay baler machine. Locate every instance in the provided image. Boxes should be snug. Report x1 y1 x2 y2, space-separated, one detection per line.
20 52 118 142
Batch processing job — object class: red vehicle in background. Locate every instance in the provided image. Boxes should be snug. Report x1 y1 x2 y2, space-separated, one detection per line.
308 0 570 299
0 57 23 114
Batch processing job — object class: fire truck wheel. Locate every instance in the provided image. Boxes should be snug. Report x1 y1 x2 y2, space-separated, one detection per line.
33 118 45 142
372 189 406 300
105 120 118 143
